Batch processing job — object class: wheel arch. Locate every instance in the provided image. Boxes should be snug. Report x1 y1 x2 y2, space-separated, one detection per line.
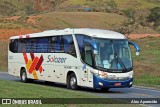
66 70 80 86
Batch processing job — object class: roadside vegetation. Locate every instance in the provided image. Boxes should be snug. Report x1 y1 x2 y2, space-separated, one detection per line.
0 42 7 71
131 37 160 88
0 80 142 107
0 80 98 98
0 0 159 33
0 0 159 88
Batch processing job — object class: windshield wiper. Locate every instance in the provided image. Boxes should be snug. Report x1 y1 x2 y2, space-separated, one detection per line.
116 57 127 71
114 51 127 72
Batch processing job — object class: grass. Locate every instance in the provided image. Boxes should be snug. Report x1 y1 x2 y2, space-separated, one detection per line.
64 0 160 10
35 12 157 34
130 37 160 88
116 0 160 10
0 80 142 107
0 80 97 98
68 0 87 5
60 0 160 33
134 74 160 88
0 0 159 33
37 12 126 30
1 0 160 14
0 42 8 71
0 23 23 29
0 17 38 29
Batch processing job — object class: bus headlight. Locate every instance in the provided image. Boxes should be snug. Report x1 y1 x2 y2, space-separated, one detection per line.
97 71 108 79
94 73 106 79
99 75 106 79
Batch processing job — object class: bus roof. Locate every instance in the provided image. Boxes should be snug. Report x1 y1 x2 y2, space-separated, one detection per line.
10 28 126 39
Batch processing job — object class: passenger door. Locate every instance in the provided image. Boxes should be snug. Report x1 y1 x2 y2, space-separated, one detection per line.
81 45 94 87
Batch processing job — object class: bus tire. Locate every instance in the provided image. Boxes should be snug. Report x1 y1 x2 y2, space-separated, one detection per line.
68 73 78 90
20 69 28 83
100 88 109 92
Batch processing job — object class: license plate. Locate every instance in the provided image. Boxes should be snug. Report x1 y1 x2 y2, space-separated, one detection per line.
114 83 121 86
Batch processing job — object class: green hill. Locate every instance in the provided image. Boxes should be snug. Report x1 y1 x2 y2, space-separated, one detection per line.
0 0 65 16
0 0 159 33
36 12 157 34
0 0 160 17
58 0 160 11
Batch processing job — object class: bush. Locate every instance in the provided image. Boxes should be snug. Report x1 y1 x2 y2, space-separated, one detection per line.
147 7 160 27
104 0 117 13
155 26 160 32
122 8 135 18
25 5 35 15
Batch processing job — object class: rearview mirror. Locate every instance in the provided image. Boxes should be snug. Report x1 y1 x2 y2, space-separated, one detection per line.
84 39 98 55
129 42 140 56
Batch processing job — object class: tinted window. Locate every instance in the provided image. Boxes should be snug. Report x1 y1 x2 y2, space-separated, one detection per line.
36 37 49 53
63 35 76 57
10 35 76 57
18 39 27 53
84 45 93 66
9 39 18 53
76 34 91 61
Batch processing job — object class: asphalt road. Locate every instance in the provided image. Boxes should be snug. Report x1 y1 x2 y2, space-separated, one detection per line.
0 72 160 107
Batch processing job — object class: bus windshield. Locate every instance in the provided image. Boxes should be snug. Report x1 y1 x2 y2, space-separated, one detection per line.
93 38 132 71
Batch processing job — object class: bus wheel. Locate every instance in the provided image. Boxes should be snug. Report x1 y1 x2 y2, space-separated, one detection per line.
68 73 78 90
100 88 109 92
20 69 28 83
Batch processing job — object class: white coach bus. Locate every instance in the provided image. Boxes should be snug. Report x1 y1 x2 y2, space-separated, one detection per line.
8 28 140 91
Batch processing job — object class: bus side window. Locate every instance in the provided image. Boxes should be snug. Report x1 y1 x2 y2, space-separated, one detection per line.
26 39 33 53
18 39 27 53
54 36 61 52
84 45 93 66
37 37 49 53
63 35 76 57
26 39 30 53
9 39 18 53
30 39 35 53
76 34 91 61
49 37 56 52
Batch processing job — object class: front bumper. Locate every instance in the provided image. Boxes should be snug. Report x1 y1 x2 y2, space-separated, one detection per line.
93 75 133 88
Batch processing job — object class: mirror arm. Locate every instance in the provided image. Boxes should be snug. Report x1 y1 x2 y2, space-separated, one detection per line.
129 42 140 55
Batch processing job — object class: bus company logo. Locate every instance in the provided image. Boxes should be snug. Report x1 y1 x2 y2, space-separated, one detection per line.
2 99 11 104
23 53 44 79
47 55 67 63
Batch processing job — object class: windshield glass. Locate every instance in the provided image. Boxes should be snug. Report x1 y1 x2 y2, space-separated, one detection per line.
76 34 132 72
93 38 132 71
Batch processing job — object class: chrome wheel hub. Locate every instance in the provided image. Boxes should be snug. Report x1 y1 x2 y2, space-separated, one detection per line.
70 77 76 88
22 72 26 81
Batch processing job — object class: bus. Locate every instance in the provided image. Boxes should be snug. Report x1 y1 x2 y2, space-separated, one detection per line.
8 28 140 91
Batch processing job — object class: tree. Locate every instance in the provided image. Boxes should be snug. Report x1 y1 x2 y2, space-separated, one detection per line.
107 16 139 38
115 18 138 38
110 8 142 38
